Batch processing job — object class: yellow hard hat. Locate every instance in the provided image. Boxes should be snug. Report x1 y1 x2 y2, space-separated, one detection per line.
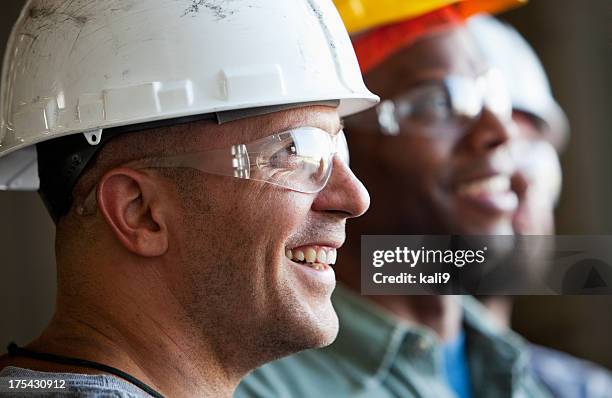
334 0 526 34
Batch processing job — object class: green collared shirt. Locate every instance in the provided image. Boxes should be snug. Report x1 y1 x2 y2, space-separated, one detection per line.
235 285 551 398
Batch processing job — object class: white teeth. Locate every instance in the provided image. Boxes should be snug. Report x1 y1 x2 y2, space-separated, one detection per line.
316 249 327 263
287 246 338 266
327 249 337 265
458 175 510 196
304 247 317 263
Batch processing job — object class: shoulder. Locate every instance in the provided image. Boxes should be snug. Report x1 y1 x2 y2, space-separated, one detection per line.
236 348 359 398
0 354 12 371
0 366 153 398
529 344 612 398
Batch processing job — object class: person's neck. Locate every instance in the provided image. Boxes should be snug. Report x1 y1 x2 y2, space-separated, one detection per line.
339 238 462 342
28 278 241 398
478 296 513 329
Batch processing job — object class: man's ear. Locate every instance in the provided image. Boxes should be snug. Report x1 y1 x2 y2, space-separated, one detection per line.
97 168 169 257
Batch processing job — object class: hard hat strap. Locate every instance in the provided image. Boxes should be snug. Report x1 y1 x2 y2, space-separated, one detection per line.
37 113 217 223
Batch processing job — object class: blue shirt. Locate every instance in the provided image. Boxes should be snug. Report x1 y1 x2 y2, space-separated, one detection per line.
442 330 473 398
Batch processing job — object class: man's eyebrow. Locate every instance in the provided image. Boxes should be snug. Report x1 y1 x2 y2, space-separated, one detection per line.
296 117 343 135
273 109 343 136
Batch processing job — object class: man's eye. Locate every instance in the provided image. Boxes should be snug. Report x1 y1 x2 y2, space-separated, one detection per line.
414 93 452 121
268 144 299 169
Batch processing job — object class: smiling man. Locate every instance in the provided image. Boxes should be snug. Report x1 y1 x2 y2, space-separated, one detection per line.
349 30 517 238
0 0 377 397
236 2 555 398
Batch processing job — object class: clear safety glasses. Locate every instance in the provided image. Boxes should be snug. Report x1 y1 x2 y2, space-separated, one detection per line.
376 68 512 136
140 127 349 194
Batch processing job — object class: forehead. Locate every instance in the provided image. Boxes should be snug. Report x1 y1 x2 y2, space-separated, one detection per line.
364 27 487 98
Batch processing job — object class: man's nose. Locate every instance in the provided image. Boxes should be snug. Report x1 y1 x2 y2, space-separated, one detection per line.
510 138 563 205
463 107 515 154
311 155 370 218
511 169 529 203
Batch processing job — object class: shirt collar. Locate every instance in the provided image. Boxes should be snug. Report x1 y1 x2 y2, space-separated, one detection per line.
329 286 529 383
329 284 435 380
461 295 528 374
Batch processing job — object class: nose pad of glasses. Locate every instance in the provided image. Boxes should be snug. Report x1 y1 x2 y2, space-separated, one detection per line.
319 159 335 192
336 132 350 166
376 100 400 136
483 69 513 123
447 77 482 119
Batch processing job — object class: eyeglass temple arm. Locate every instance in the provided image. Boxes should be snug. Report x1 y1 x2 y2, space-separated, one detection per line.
140 146 253 180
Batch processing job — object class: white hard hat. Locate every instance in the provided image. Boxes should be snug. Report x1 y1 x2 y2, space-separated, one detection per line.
0 0 378 192
467 15 569 148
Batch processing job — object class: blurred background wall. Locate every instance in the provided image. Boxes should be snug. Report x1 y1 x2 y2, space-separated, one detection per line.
1 0 611 368
0 0 58 351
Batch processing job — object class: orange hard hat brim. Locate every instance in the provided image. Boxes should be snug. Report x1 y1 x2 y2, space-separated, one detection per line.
335 0 527 34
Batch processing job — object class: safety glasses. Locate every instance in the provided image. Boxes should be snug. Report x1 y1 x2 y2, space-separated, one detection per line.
139 127 349 193
376 68 512 136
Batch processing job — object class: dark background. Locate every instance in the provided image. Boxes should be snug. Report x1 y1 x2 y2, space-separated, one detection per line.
1 0 611 369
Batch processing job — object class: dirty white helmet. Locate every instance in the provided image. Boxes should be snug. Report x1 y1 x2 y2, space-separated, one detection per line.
467 15 569 148
0 0 378 199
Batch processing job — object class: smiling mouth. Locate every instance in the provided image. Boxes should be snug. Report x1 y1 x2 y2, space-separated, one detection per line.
285 245 337 271
457 174 510 196
455 174 518 213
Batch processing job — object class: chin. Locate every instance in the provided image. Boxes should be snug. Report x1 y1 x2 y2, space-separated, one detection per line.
257 293 339 364
482 220 514 235
452 213 514 235
311 307 340 348
292 300 340 350
294 303 340 352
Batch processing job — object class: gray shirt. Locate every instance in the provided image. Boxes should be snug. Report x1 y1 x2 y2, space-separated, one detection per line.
0 366 154 397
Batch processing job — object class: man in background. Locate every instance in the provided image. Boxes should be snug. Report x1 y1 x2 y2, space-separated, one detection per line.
237 3 552 396
238 6 612 396
469 15 612 398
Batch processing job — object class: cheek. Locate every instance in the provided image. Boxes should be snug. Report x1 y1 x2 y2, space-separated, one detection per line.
169 177 314 301
239 184 314 240
218 186 317 318
380 136 453 192
191 180 314 279
515 139 562 205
